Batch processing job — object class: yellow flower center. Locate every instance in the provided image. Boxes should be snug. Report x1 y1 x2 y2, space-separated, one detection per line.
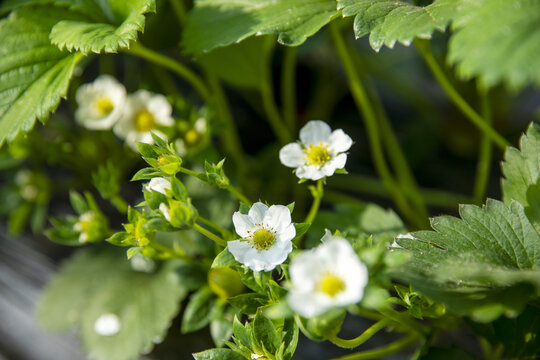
304 142 331 166
95 97 114 116
251 228 276 250
185 129 201 146
317 273 346 297
134 110 156 132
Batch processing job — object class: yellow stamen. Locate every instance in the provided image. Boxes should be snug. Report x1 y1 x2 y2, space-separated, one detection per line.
95 97 114 116
303 142 332 166
185 129 201 146
252 228 276 250
317 273 346 297
134 110 156 132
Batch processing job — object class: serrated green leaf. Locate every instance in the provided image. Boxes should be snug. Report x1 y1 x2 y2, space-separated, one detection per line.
448 0 540 89
50 0 156 54
395 198 540 321
193 348 246 360
182 286 215 333
38 248 187 360
253 310 280 354
501 123 540 207
182 0 338 55
0 5 81 147
338 0 457 51
228 293 268 315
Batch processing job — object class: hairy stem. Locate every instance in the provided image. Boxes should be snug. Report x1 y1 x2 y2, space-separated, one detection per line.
282 46 298 133
304 179 324 224
329 23 425 228
414 39 509 150
193 223 227 247
196 215 230 238
473 90 493 204
329 319 392 349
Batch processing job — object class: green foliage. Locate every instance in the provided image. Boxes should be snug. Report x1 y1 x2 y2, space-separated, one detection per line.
182 0 339 55
448 0 540 89
182 286 216 333
193 348 246 360
50 0 156 54
395 199 540 322
501 123 540 207
0 5 81 146
38 248 187 360
338 0 457 51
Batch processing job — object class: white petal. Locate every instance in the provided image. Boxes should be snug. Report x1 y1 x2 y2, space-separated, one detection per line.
146 177 171 195
299 120 332 145
276 223 296 243
260 241 292 265
159 203 170 221
321 153 347 176
289 251 324 292
248 202 268 224
263 205 291 232
94 313 121 336
320 229 334 243
296 165 326 180
232 212 256 237
287 291 330 318
279 143 305 168
147 94 174 126
328 129 353 153
227 240 254 262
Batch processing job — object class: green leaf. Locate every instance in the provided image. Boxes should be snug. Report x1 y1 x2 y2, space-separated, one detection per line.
448 0 540 89
212 248 238 268
228 293 268 315
232 316 252 349
0 5 81 147
50 0 156 54
253 310 280 354
210 302 236 346
193 348 246 360
395 199 540 321
338 0 457 51
181 286 215 333
38 249 187 360
501 123 540 207
182 0 338 55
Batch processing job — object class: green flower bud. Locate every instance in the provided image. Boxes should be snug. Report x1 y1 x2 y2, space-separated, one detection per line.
208 267 245 299
158 154 182 175
168 199 198 229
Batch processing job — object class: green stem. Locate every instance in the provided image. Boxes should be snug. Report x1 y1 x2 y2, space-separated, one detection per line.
178 166 200 178
193 223 227 247
329 23 424 228
170 0 187 27
329 175 471 209
329 319 391 349
331 334 420 360
125 42 211 102
207 74 248 180
473 90 493 204
304 179 324 224
377 307 428 337
282 46 297 133
414 39 509 150
226 184 252 205
260 40 292 145
196 216 229 237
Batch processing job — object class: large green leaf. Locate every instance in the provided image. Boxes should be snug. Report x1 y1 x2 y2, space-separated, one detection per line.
0 5 81 146
38 249 188 360
395 199 540 322
448 0 540 89
182 0 338 55
501 123 540 207
338 0 457 51
50 0 156 54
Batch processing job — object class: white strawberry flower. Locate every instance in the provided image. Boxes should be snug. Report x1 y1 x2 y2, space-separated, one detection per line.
113 90 174 150
145 177 171 195
75 75 126 130
287 232 368 318
279 120 353 180
228 202 296 272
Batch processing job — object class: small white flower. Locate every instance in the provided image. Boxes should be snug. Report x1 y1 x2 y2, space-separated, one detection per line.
75 75 126 130
279 120 353 180
73 211 96 243
175 117 208 156
94 313 121 336
228 202 296 272
130 253 156 273
114 90 174 150
287 235 368 318
159 203 171 221
145 177 171 195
